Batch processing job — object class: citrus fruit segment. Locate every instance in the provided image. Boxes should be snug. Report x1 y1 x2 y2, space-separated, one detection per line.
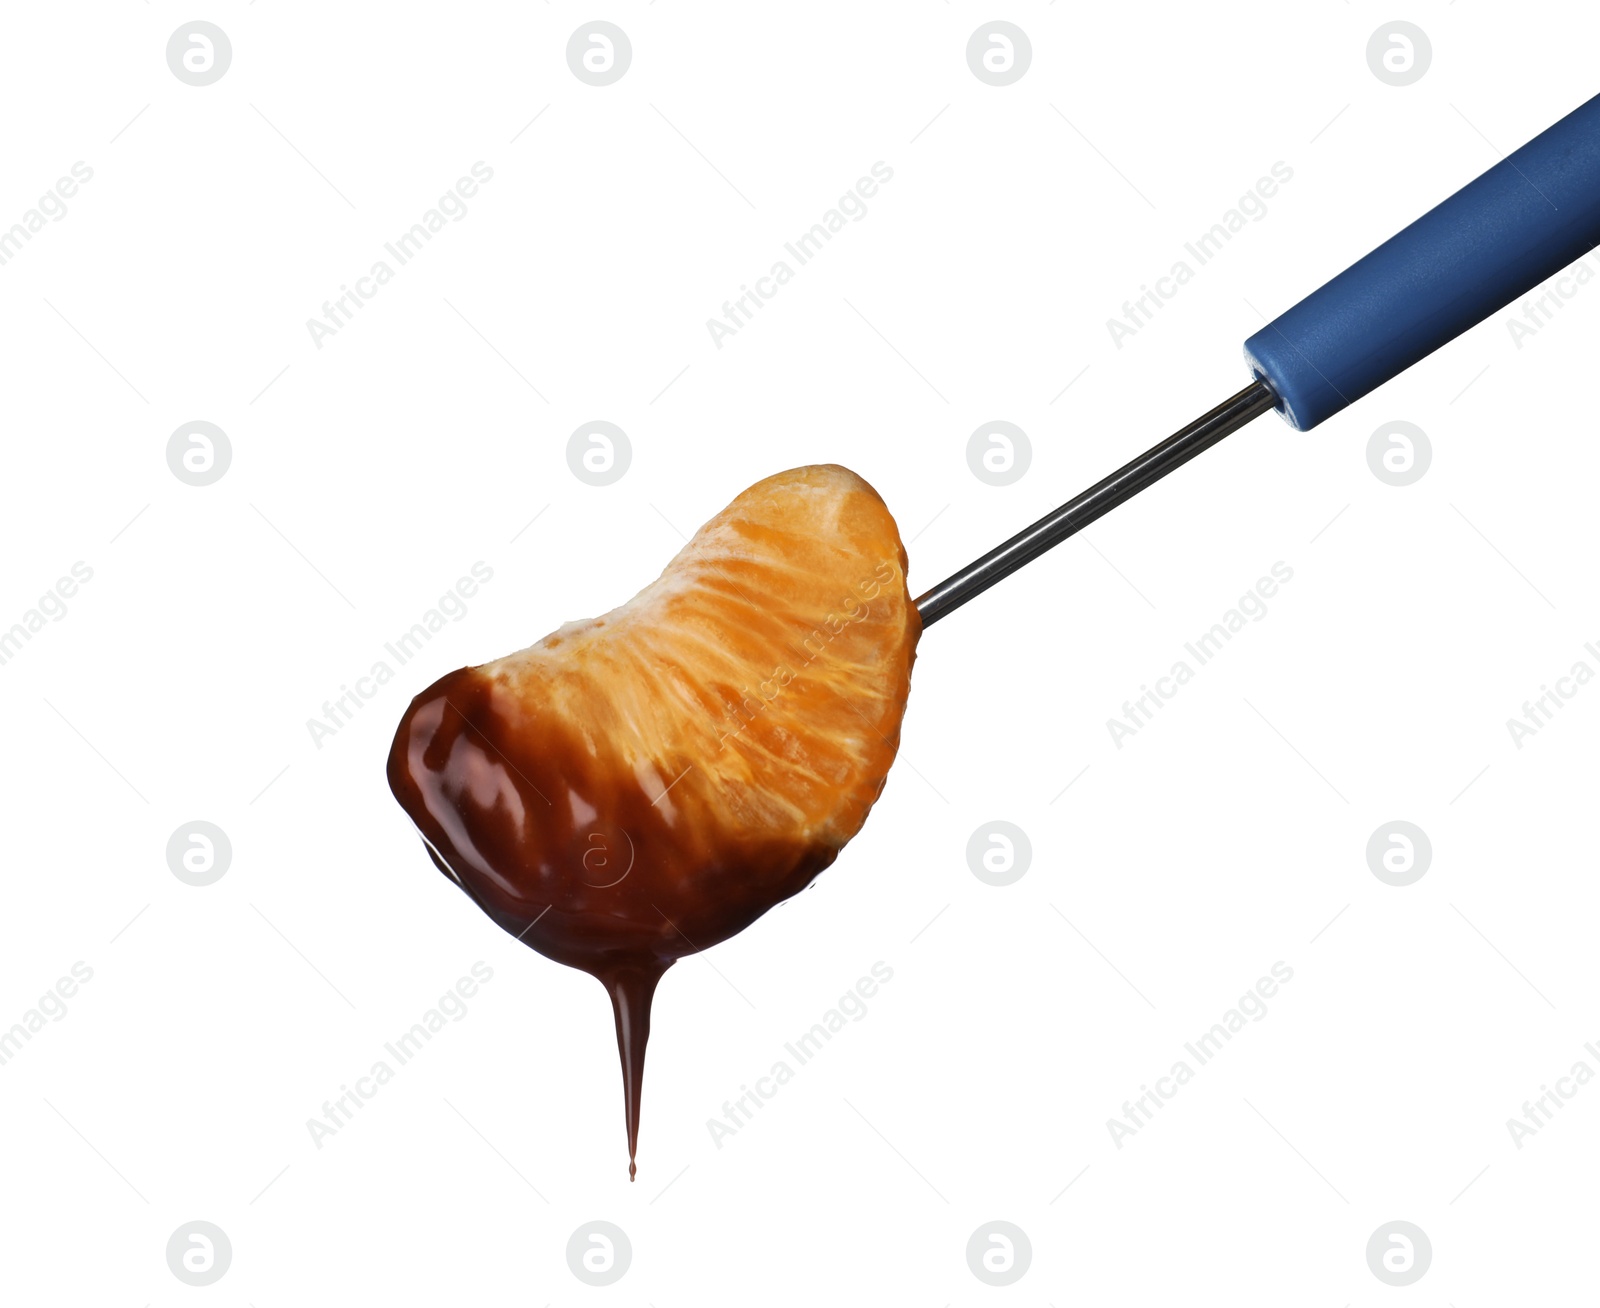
386 464 920 1177
388 463 920 968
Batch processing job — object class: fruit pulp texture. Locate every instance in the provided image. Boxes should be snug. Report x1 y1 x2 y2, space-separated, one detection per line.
387 466 920 1176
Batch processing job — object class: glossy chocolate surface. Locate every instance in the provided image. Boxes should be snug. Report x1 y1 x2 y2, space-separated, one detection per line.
388 667 866 974
386 465 920 1177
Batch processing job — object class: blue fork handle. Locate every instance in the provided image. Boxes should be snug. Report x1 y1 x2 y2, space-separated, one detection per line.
1244 93 1600 431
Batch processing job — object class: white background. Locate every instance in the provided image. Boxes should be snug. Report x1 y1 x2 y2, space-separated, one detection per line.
3 2 1598 1303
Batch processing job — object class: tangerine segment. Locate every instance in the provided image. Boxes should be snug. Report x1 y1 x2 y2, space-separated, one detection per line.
388 465 921 971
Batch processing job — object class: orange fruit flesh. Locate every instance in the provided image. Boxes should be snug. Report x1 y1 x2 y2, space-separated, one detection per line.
388 464 921 972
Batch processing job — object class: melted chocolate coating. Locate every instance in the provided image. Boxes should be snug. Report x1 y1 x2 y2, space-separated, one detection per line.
387 668 865 1178
388 668 859 969
385 465 920 1178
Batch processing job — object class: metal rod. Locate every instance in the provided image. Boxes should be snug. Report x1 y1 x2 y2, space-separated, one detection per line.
915 380 1279 627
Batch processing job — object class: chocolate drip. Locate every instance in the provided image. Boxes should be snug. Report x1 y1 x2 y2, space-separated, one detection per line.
383 464 919 1179
600 962 669 1181
387 668 841 1177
